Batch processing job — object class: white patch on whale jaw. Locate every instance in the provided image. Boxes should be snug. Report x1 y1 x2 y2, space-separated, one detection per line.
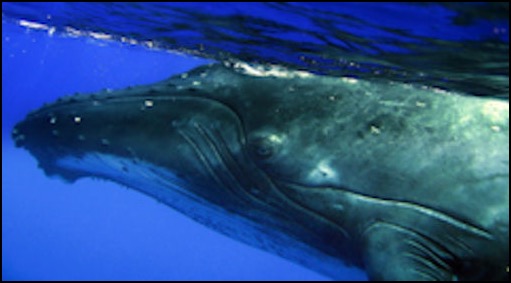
306 159 341 185
55 152 363 280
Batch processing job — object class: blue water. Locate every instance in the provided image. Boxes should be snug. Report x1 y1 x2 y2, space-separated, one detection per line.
3 2 508 97
2 2 508 281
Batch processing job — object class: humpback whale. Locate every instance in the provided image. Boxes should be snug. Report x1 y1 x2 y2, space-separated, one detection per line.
12 63 509 280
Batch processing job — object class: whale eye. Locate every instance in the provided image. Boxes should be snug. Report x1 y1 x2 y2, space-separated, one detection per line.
254 140 273 158
249 133 285 160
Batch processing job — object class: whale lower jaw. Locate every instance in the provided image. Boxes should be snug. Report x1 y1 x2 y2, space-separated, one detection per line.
54 151 365 279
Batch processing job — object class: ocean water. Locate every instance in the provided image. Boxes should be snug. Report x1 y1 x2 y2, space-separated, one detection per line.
2 3 508 281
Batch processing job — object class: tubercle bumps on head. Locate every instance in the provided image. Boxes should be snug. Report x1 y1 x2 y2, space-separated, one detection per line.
37 95 172 148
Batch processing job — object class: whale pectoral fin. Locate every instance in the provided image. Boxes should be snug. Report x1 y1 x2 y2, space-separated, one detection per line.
363 222 456 281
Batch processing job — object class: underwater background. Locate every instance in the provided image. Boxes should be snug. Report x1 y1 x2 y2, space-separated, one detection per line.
2 2 508 280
